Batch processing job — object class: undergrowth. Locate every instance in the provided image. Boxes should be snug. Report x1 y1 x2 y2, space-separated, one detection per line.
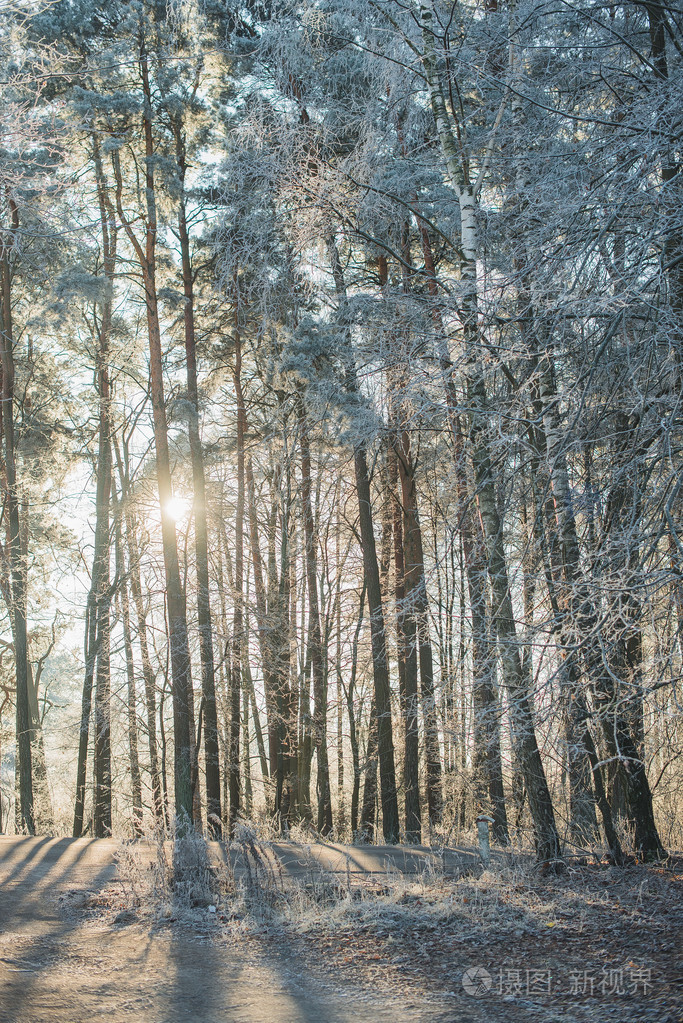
101 819 591 940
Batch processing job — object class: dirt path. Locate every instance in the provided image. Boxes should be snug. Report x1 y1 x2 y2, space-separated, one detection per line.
0 837 475 1023
2 837 681 1023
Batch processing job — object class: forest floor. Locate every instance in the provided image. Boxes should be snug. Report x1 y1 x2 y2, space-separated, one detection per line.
0 835 681 1023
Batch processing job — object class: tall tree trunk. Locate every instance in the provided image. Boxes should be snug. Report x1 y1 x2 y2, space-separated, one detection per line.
297 395 333 834
598 412 663 857
386 233 442 833
26 659 52 831
295 497 314 824
352 431 399 844
297 663 314 823
229 319 244 833
269 461 293 823
0 693 8 832
172 114 221 837
420 9 561 862
242 671 253 818
93 463 112 839
344 581 365 837
647 2 683 353
335 498 346 835
359 692 379 841
245 456 273 776
74 136 117 838
112 40 194 826
388 444 410 834
395 426 443 831
1 196 33 834
74 583 97 837
389 441 420 842
112 475 143 836
470 382 560 862
242 655 269 794
527 438 601 847
327 237 399 844
412 199 508 844
112 433 164 827
93 394 112 837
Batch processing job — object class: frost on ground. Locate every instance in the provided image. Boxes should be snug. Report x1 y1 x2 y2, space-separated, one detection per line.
73 824 683 1023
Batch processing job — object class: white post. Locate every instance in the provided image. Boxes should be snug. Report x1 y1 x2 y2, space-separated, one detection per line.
476 814 494 869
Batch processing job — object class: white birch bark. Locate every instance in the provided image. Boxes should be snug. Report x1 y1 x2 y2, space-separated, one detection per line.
419 0 561 863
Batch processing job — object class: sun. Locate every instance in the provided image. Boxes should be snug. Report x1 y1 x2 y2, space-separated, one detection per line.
164 495 192 523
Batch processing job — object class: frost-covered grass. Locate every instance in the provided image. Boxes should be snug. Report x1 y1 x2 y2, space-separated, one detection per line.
102 820 571 940
273 863 575 937
107 821 236 926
